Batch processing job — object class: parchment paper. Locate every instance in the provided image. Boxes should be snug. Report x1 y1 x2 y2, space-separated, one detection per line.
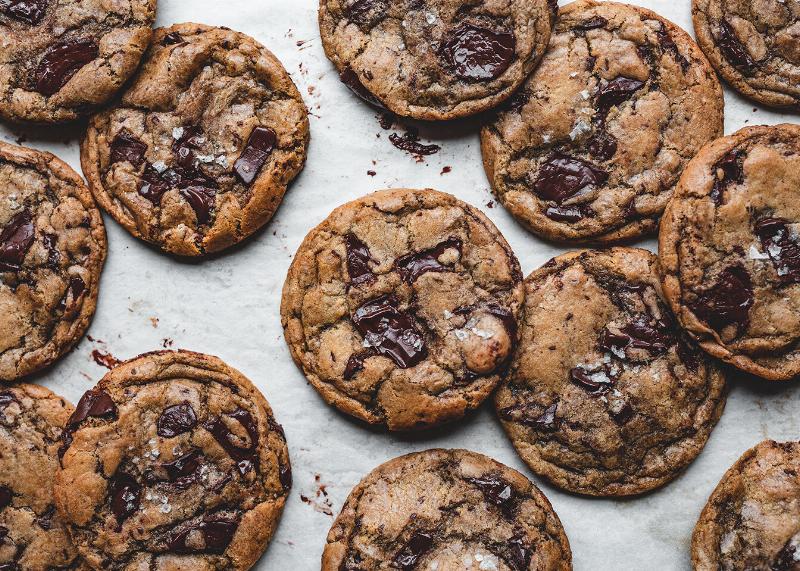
1 0 798 569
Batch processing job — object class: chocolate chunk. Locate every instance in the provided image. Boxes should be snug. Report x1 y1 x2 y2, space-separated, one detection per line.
754 217 800 285
484 303 519 341
0 210 34 272
138 164 171 204
279 462 292 491
440 24 516 82
234 126 276 185
351 295 427 370
466 474 516 515
157 403 198 438
587 130 618 161
34 38 98 96
575 16 607 31
544 204 594 223
167 515 240 554
657 23 690 72
596 77 645 117
59 389 117 458
339 67 384 108
35 505 55 530
499 535 532 571
0 0 47 24
110 472 140 524
172 125 205 171
57 275 86 312
394 237 462 283
598 316 673 358
0 526 8 543
570 364 617 395
0 392 18 411
499 403 559 431
717 19 758 74
42 233 59 268
773 537 799 571
690 265 753 335
710 149 744 205
345 233 376 286
159 449 202 488
610 401 634 425
180 186 216 225
344 0 387 27
162 31 185 46
0 487 11 510
533 153 608 203
344 348 375 380
501 88 530 111
203 408 259 476
110 129 148 168
388 129 440 157
392 531 434 570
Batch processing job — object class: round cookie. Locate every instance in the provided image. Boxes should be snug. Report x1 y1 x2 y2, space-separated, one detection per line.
660 124 800 381
281 188 524 431
81 23 310 257
0 383 84 569
495 248 727 497
0 142 106 382
692 0 800 108
322 449 572 570
0 0 156 123
692 440 800 571
480 0 724 244
319 0 554 120
54 350 291 570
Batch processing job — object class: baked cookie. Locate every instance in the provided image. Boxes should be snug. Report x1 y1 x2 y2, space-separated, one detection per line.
692 440 800 571
281 188 524 431
322 449 572 570
693 0 800 108
319 0 554 120
495 248 727 497
660 124 800 381
481 0 724 244
81 23 310 257
54 350 291 570
0 0 156 123
0 383 85 569
0 142 106 382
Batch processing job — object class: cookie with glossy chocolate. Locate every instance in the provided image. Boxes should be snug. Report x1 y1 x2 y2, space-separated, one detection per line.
54 350 291 570
322 449 572 570
0 142 106 382
693 0 800 108
481 0 724 244
660 124 800 381
319 0 553 120
281 188 524 431
693 440 800 571
0 0 156 123
495 248 727 496
81 23 310 256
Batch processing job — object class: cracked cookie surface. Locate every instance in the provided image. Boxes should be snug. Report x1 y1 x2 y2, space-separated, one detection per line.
693 0 800 108
0 383 85 570
322 448 572 571
0 142 106 382
319 0 553 120
281 188 524 431
480 0 723 244
495 248 727 496
660 124 800 381
0 0 156 123
81 23 310 257
692 440 800 571
54 350 291 570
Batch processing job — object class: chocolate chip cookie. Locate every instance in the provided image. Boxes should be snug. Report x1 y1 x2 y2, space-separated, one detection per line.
0 383 85 569
481 0 724 244
319 0 554 120
660 124 800 381
495 248 727 497
693 0 800 108
322 449 572 570
80 23 310 257
281 188 524 431
692 440 800 571
0 142 106 382
0 0 156 123
54 350 291 570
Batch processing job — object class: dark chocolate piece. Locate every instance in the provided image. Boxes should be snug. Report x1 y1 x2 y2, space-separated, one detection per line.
544 204 593 223
0 210 34 272
710 149 744 205
203 408 259 476
110 129 148 168
157 403 198 438
167 515 240 554
439 24 516 82
110 472 140 524
0 0 47 24
339 67 384 108
392 531 434 570
689 264 753 335
345 233 376 286
34 38 98 96
465 474 516 515
351 295 427 369
394 237 462 283
533 153 608 203
717 19 758 74
234 126 276 185
754 217 800 285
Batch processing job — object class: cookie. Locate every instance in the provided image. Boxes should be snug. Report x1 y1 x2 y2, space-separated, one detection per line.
693 0 800 108
495 248 727 497
54 350 291 570
0 142 106 382
0 0 156 123
319 0 553 120
660 124 800 381
80 23 310 257
0 383 85 569
480 0 724 244
281 188 524 431
692 440 800 571
322 448 572 570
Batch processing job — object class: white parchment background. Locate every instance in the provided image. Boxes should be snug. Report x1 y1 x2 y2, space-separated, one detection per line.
1 0 798 569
